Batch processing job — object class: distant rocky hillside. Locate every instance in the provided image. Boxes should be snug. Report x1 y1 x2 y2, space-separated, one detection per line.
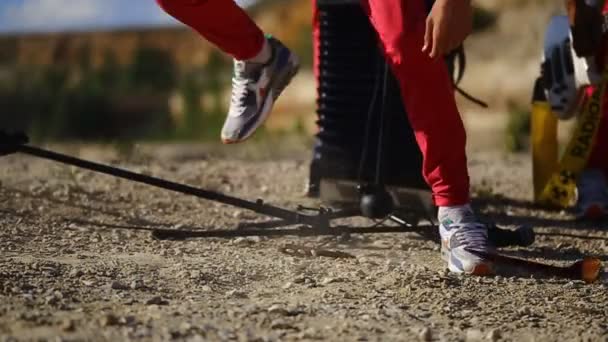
460 0 564 110
0 0 569 144
0 0 312 70
0 27 211 70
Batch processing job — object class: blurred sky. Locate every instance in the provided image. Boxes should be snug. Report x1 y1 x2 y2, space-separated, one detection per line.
0 0 256 34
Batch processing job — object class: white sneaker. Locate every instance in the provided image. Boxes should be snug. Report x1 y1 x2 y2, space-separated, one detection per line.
575 169 608 220
439 206 494 275
221 36 300 144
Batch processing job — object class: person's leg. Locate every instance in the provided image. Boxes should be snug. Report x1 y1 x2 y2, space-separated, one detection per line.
577 85 608 219
587 2 608 178
360 0 469 206
156 0 300 144
312 0 320 81
575 1 608 218
587 89 608 178
361 0 491 275
156 0 265 61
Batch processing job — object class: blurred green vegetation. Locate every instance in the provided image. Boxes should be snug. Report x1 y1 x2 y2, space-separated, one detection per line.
0 1 499 144
0 45 235 143
505 102 531 153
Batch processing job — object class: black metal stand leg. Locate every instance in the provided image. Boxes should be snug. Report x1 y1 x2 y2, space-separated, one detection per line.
0 131 28 156
1 130 537 249
10 143 322 226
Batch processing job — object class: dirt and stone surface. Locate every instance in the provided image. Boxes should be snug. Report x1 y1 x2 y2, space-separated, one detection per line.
1 142 607 341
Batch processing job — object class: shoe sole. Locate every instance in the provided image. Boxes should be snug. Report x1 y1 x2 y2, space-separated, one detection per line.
222 54 300 145
442 247 495 276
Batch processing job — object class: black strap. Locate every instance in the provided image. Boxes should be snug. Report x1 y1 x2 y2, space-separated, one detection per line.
447 45 489 108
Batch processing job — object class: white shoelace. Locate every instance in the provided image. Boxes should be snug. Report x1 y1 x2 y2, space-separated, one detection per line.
230 61 252 109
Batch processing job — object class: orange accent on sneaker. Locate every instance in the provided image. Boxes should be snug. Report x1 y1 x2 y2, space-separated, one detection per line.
259 86 268 100
441 239 449 250
470 263 494 276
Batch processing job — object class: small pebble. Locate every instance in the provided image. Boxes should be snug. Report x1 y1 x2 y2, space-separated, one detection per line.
465 329 484 342
486 329 501 342
61 319 76 332
268 304 288 316
145 296 169 306
68 269 83 278
111 281 129 290
418 327 432 341
130 280 144 290
225 290 248 299
100 314 119 327
270 319 293 330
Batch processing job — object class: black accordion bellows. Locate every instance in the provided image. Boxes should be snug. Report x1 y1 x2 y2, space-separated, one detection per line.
308 0 427 196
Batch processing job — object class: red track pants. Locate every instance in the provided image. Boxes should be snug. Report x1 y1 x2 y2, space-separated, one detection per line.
586 88 608 178
157 0 470 206
586 3 608 178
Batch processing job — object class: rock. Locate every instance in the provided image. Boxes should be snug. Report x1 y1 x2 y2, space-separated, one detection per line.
270 319 294 330
282 282 293 290
68 269 84 278
383 260 398 272
465 329 484 342
247 236 262 243
354 270 367 279
145 296 169 306
81 280 95 287
225 290 248 299
119 316 136 326
45 295 59 305
100 314 120 327
61 319 76 332
179 322 193 332
111 281 129 290
268 304 289 316
372 239 392 249
200 285 212 293
233 237 249 246
293 276 307 284
130 280 144 290
418 327 432 341
357 257 379 266
186 335 206 342
299 327 321 339
133 326 153 339
516 307 531 316
320 277 345 286
486 329 501 341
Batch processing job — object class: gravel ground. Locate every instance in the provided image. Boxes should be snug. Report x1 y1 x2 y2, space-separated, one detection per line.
1 143 607 342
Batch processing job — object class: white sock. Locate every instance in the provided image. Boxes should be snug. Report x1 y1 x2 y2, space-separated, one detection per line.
244 38 271 64
438 204 475 225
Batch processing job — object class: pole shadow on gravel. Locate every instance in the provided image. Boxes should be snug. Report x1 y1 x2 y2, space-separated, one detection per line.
2 186 169 229
474 195 608 231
